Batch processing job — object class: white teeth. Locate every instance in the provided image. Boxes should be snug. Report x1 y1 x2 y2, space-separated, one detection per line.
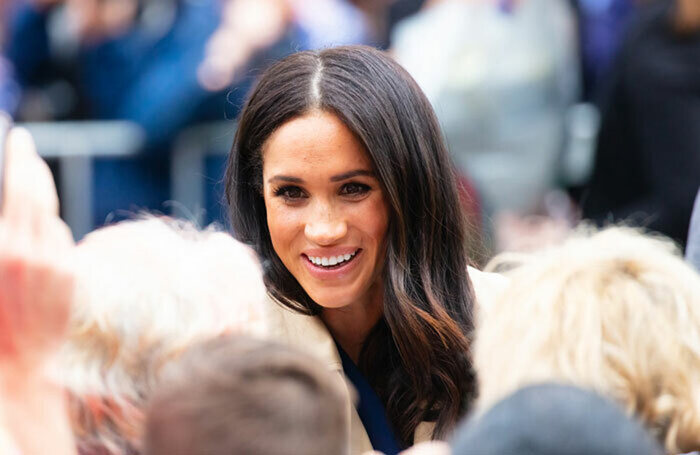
308 251 358 267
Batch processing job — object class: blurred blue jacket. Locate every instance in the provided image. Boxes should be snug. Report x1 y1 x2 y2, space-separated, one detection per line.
6 0 224 226
7 0 222 147
0 56 20 115
575 0 636 98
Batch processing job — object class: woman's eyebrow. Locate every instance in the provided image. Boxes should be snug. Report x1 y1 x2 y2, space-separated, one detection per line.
268 175 304 184
330 169 374 182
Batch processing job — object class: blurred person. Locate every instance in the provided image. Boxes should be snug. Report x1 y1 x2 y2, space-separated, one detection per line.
198 0 374 93
0 1 21 115
572 0 637 100
144 335 349 455
451 383 663 455
392 0 580 241
5 0 225 227
687 188 700 271
0 126 76 455
0 58 20 116
6 0 222 140
475 226 700 453
581 0 700 246
59 216 268 454
385 0 426 43
227 45 506 454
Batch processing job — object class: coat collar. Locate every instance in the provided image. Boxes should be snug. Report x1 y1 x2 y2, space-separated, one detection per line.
259 267 506 453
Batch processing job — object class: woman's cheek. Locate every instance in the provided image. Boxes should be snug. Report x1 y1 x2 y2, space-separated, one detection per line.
356 196 389 242
267 204 305 254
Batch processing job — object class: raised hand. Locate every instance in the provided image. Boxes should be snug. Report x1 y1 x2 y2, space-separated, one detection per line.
0 127 75 373
0 127 76 455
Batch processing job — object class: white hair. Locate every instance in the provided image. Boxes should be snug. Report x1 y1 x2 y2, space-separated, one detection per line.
55 216 268 454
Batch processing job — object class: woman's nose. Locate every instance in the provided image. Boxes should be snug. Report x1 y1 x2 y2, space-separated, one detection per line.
304 213 348 246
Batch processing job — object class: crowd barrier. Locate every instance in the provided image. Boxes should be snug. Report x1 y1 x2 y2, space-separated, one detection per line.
20 121 145 239
170 121 236 225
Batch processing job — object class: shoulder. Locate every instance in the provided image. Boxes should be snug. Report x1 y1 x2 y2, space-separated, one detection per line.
468 266 508 314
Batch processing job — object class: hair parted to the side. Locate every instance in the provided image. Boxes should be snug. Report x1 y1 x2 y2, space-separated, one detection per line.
144 335 349 455
476 226 700 454
226 45 477 445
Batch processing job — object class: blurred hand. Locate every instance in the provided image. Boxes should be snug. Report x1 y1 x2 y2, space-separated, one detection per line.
0 425 20 455
0 127 75 374
198 0 291 91
66 0 138 43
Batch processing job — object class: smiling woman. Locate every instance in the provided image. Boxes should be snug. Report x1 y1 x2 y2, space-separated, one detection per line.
263 112 389 316
226 45 500 454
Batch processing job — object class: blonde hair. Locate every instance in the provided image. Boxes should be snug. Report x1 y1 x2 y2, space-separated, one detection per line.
55 216 268 454
475 226 700 454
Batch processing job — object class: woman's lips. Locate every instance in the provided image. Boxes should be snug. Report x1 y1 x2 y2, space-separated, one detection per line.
302 249 362 280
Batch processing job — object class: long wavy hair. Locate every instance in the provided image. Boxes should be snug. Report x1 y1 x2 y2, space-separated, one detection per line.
226 45 477 446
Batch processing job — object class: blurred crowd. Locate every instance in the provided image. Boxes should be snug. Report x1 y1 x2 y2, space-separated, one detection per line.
0 0 697 255
2 1 700 454
1 117 700 455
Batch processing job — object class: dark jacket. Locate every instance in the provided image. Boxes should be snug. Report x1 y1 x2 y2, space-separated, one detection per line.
581 0 700 245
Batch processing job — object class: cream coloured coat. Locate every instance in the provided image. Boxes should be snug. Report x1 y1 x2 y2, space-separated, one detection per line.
260 267 506 454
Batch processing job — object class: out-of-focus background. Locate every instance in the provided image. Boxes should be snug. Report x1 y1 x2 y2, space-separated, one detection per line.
2 0 697 259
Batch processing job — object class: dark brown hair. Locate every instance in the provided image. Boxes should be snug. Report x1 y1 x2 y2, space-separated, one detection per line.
143 336 348 455
226 45 477 446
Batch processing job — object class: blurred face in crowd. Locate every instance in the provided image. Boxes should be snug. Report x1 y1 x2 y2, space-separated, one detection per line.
262 110 389 311
67 0 139 42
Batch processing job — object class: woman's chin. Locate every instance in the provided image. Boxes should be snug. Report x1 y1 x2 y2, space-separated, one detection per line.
307 291 357 310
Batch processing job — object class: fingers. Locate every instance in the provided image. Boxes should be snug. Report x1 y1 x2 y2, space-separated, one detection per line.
0 206 75 370
3 127 60 224
1 124 74 264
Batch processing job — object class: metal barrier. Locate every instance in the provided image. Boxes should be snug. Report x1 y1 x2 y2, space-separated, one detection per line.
20 121 145 239
170 121 236 225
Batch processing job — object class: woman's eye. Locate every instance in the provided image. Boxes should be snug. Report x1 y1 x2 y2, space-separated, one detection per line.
340 182 371 197
273 185 306 201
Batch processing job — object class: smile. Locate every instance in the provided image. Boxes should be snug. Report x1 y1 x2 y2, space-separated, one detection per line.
305 249 360 269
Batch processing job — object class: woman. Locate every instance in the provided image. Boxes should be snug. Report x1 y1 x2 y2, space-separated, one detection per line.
226 45 504 454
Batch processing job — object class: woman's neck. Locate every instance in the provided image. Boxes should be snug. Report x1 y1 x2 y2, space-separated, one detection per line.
321 283 384 364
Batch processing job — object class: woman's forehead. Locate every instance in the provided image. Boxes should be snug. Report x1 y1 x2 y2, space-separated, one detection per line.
262 111 372 177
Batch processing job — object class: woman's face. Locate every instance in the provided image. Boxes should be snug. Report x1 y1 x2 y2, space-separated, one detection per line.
262 111 389 309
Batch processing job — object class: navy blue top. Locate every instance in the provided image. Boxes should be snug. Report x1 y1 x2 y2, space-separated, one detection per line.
336 344 402 455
